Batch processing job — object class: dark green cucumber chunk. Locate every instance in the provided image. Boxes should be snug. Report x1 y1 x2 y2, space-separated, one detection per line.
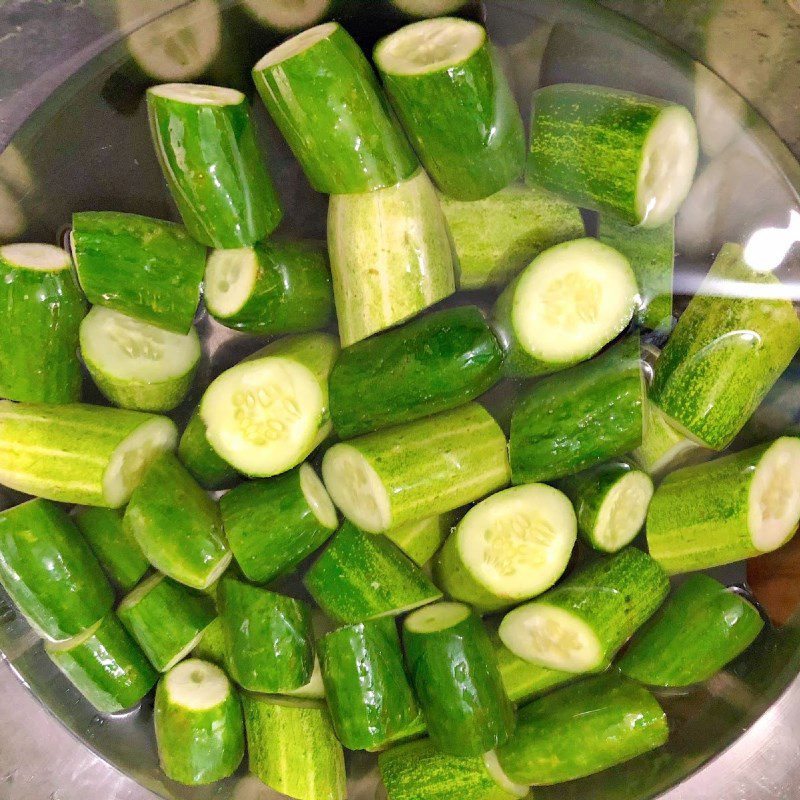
178 410 240 491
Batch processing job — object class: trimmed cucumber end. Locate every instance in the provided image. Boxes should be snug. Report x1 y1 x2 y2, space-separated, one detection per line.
201 551 233 590
163 630 210 673
204 248 259 318
404 601 470 633
593 471 654 552
241 0 332 31
118 572 164 611
749 437 800 552
254 21 338 70
147 83 244 107
0 242 71 272
391 0 472 15
164 659 230 710
482 751 530 798
283 657 325 699
299 463 338 530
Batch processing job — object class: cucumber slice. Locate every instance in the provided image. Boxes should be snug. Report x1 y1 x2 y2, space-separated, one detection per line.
434 484 577 611
178 410 240 490
384 513 454 567
390 0 475 16
240 0 332 31
493 238 638 377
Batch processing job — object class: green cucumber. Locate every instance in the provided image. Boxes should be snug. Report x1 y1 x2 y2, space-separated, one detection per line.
45 614 157 713
200 333 339 478
509 335 644 484
496 674 668 785
375 18 524 200
124 452 230 590
499 548 669 673
147 83 282 248
192 616 227 669
285 655 326 700
403 601 514 756
0 499 114 641
329 306 503 438
650 243 800 450
0 243 86 403
178 410 240 490
70 211 205 334
619 574 764 687
493 238 638 377
304 522 442 623
328 168 455 346
389 0 479 16
646 437 800 574
322 402 510 533
434 484 576 611
252 22 418 194
527 83 698 228
154 658 245 786
220 463 338 583
384 513 454 567
240 0 332 31
204 240 334 336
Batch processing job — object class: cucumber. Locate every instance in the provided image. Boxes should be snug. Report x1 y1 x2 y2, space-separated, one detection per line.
322 403 510 533
74 507 149 592
218 578 314 692
375 18 524 200
509 335 644 484
328 169 455 346
178 410 239 490
390 0 477 15
403 601 514 756
80 307 201 412
0 499 114 641
240 0 332 31
192 616 227 669
154 658 245 786
204 240 333 336
70 212 205 334
527 84 698 228
495 674 668 785
499 548 669 673
434 484 577 611
252 22 418 195
147 83 282 248
319 617 419 750
241 694 346 800
304 522 442 623
45 614 157 713
493 238 638 377
384 513 454 567
646 437 800 574
200 333 339 478
650 243 800 450
557 464 654 553
619 574 764 687
118 573 216 672
329 306 503 438
220 463 337 583
124 452 231 590
0 401 177 508
285 655 326 700
0 243 86 403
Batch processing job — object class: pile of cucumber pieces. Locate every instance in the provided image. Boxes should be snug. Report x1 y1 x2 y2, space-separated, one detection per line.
0 8 798 800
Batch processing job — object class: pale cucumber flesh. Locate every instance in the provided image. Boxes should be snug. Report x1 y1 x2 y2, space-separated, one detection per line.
593 471 654 551
165 659 230 710
749 437 800 551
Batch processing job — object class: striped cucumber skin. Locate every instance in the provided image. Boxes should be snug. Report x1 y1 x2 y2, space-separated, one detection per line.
650 243 800 450
327 169 455 345
619 575 764 687
147 85 282 248
510 335 643 484
71 212 205 334
492 635 574 706
178 410 239 490
45 614 157 713
0 244 86 403
192 616 227 669
304 522 442 623
242 694 346 800
0 500 114 641
384 513 454 567
124 453 230 590
329 306 503 438
252 23 418 195
496 674 668 785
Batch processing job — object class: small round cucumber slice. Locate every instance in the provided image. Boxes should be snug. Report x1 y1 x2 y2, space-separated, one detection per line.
0 242 71 271
204 248 258 318
482 751 530 799
405 601 471 634
165 658 230 710
241 0 331 31
592 471 654 552
391 0 473 16
254 21 338 69
148 82 243 107
299 463 338 530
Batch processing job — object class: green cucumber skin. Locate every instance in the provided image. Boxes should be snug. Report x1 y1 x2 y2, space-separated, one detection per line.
492 636 574 705
45 614 158 713
319 617 419 750
124 453 229 590
304 522 442 624
147 90 282 248
384 513 454 567
510 335 643 484
192 616 227 669
253 23 418 195
329 306 503 438
650 243 800 450
221 466 336 584
496 674 668 785
619 574 764 687
178 410 239 490
0 500 114 641
218 578 314 693
72 212 205 334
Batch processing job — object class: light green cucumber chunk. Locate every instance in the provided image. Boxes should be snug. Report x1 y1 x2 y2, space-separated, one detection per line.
589 470 652 551
240 0 331 30
384 513 454 567
390 0 475 16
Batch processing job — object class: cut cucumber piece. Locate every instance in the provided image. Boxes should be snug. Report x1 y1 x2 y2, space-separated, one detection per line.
499 547 668 673
191 616 227 669
0 243 86 403
0 401 177 508
178 410 239 490
390 0 475 15
646 437 800 574
240 0 332 31
384 513 454 567
323 403 510 533
328 169 455 346
434 484 576 611
284 655 326 701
